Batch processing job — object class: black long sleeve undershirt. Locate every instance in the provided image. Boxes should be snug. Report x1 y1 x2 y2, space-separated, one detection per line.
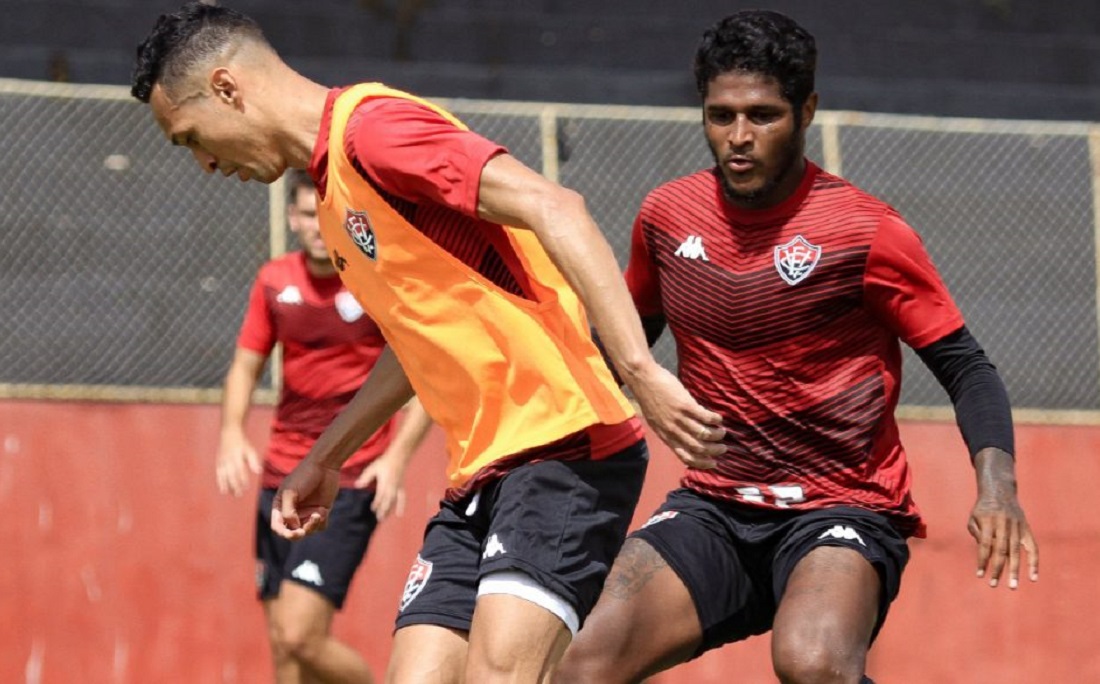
915 325 1015 460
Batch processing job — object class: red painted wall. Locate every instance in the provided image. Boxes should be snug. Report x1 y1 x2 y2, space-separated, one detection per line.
3 400 1095 683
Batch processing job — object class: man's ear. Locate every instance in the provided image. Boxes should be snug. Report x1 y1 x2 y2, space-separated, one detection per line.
210 67 239 106
801 92 819 130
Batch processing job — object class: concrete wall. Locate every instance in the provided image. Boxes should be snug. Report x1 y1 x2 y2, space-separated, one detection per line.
3 399 1095 682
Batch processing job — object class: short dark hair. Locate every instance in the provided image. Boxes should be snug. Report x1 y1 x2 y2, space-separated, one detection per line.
131 2 267 103
285 169 315 205
693 10 816 109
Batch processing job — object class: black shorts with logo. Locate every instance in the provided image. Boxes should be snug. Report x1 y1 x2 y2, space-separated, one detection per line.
256 487 378 610
394 439 649 633
631 487 910 657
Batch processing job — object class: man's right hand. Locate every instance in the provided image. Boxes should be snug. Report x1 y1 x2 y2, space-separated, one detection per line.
627 362 727 469
216 430 261 496
271 460 341 540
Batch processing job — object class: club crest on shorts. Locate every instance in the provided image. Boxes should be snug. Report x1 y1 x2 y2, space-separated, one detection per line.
642 510 679 528
774 235 821 285
399 555 433 612
344 208 377 260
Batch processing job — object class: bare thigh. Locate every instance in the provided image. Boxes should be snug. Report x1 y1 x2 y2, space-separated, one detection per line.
467 594 572 683
771 546 880 682
553 538 702 684
386 624 468 684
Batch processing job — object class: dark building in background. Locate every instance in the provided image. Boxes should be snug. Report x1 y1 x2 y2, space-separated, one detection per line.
0 0 1096 120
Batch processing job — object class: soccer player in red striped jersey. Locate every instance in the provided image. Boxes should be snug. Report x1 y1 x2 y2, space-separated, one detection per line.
554 10 1039 684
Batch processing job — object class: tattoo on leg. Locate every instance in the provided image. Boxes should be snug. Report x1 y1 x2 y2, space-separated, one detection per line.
604 540 668 601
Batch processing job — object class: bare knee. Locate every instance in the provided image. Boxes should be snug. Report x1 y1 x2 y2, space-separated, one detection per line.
772 628 867 684
553 635 626 684
269 616 327 665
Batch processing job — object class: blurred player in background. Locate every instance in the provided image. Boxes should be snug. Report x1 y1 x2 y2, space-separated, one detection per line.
217 168 433 684
131 3 726 682
553 10 1040 684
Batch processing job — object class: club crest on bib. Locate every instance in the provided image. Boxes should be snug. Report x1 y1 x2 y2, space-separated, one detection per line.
774 234 821 285
399 555 433 612
344 208 377 260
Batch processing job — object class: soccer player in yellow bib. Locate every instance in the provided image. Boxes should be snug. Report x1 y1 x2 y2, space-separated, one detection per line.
132 3 727 682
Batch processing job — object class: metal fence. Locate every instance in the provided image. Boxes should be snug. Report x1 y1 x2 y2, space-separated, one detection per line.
1 78 1097 422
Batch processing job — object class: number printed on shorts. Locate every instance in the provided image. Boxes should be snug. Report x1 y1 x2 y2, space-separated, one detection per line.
734 484 806 508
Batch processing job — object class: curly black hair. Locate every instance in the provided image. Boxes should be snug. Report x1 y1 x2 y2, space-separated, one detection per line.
131 2 266 103
693 10 816 110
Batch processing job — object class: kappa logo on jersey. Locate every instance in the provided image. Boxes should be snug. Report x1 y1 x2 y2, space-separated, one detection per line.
291 560 325 586
344 209 377 260
817 525 866 546
276 285 303 305
334 290 364 322
482 534 507 559
674 235 709 261
399 555 433 612
774 235 821 285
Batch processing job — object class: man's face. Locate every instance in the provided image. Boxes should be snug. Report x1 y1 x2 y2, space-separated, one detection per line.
288 186 327 262
702 71 816 209
149 80 285 184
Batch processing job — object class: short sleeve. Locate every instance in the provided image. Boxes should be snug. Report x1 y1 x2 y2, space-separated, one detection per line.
624 213 663 317
345 98 507 216
236 270 276 355
864 211 965 349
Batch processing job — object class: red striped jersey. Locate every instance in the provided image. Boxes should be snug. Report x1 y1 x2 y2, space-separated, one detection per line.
238 251 396 488
625 162 965 537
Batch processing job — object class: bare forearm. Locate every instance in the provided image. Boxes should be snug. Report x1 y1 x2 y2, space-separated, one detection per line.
306 347 415 469
974 447 1018 499
476 154 658 388
382 398 434 470
220 349 266 433
545 200 656 384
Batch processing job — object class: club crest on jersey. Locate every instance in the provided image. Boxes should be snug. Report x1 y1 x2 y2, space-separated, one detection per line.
334 290 364 322
774 235 821 285
344 209 377 260
399 555 433 612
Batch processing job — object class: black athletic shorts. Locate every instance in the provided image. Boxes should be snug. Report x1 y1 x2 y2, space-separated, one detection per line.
394 439 649 633
256 487 378 610
631 487 910 657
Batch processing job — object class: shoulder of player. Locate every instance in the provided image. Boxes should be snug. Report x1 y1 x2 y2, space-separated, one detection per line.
808 169 900 235
256 252 309 285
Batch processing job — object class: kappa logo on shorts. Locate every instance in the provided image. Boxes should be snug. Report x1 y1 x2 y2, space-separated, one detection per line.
774 235 822 285
291 560 325 586
344 208 377 260
817 525 866 547
482 534 507 559
399 555 433 612
641 510 680 528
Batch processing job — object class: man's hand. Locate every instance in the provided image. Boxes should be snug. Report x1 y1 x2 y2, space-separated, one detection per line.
216 430 261 497
272 460 341 540
354 453 407 521
627 362 727 469
968 448 1039 590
